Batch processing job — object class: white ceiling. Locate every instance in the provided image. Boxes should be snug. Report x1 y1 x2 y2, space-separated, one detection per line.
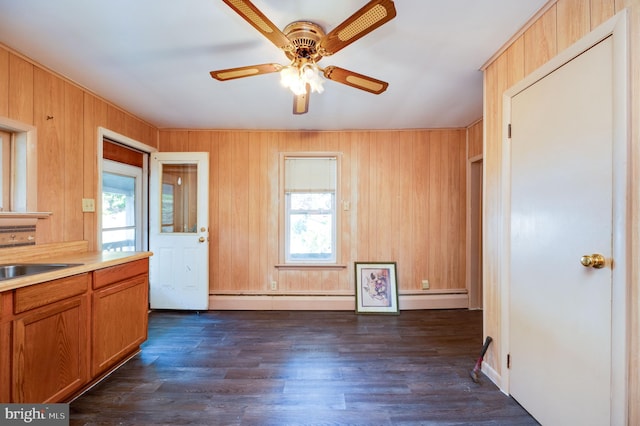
0 0 546 131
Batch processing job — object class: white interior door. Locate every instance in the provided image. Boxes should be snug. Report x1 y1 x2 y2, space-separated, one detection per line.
149 152 209 310
509 37 613 425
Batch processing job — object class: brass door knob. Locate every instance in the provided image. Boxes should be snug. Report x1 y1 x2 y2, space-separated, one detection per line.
198 237 206 243
580 254 605 269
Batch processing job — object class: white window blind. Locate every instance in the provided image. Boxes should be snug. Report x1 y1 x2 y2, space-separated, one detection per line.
284 157 336 192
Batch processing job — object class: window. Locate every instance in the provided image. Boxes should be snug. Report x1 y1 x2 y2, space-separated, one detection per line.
0 130 11 210
282 155 338 264
101 160 142 252
0 117 37 213
99 132 149 252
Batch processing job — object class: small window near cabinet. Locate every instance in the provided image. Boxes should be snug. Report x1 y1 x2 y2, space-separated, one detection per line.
0 117 37 213
0 129 11 210
281 154 339 264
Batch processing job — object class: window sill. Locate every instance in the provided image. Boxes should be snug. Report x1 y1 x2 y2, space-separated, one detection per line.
275 263 347 270
0 212 52 218
0 212 52 226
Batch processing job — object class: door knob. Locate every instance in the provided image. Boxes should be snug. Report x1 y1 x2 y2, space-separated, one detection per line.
580 254 605 269
198 237 206 243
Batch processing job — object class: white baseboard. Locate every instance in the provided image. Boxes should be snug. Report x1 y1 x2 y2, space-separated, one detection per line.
208 292 469 311
481 361 506 394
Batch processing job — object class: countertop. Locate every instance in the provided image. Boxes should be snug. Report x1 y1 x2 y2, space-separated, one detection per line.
0 250 153 292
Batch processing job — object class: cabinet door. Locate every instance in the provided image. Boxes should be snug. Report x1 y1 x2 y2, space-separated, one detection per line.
1 292 11 402
13 296 89 402
92 274 148 376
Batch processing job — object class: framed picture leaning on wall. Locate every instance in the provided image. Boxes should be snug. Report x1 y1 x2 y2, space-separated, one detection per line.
354 262 399 314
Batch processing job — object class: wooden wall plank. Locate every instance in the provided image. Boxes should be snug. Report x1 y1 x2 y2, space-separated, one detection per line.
260 132 278 292
8 54 33 124
34 68 65 243
209 132 221 293
247 133 261 291
82 94 98 251
158 130 187 151
339 131 353 290
427 131 444 289
231 132 249 291
412 131 430 290
467 119 483 159
557 0 591 52
0 48 8 117
448 130 466 290
482 55 507 373
217 132 233 292
591 0 616 28
524 5 558 76
507 36 526 86
397 130 414 290
355 132 371 262
64 82 84 242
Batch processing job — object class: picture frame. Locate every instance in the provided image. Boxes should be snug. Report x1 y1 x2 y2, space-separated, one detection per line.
354 262 399 314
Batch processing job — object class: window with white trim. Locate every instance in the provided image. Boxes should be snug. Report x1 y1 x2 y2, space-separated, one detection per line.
0 117 37 213
283 155 338 264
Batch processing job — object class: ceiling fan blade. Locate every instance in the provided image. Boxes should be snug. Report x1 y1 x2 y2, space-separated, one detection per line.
323 66 388 94
317 0 396 56
210 63 282 81
293 85 310 114
222 0 293 51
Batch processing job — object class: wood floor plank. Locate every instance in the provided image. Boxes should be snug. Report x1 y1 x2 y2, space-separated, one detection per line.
70 310 538 425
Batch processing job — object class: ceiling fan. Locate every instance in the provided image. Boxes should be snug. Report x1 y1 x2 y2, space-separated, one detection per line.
210 0 397 114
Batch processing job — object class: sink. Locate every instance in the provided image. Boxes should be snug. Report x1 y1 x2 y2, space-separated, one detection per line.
0 263 82 281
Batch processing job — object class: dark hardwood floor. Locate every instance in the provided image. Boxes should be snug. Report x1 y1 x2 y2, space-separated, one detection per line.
70 309 538 425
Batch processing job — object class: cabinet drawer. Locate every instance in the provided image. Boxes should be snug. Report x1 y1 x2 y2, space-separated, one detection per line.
14 274 89 314
93 258 148 290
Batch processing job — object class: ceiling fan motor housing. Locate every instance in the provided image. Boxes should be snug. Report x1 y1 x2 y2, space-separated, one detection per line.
283 21 326 64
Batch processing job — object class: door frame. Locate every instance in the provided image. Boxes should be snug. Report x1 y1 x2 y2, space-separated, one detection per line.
467 154 483 310
97 127 157 251
496 11 629 424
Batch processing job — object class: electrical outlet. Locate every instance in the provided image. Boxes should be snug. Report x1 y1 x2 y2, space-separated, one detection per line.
421 279 430 290
270 281 277 290
82 198 95 212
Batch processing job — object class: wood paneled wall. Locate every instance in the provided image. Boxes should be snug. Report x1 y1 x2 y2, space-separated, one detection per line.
467 119 482 159
482 0 639 420
0 45 158 250
159 129 468 297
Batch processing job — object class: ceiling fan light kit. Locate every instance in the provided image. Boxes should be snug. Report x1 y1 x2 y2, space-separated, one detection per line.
211 0 397 114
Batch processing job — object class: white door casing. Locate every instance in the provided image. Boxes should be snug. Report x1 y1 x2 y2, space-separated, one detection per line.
149 152 209 310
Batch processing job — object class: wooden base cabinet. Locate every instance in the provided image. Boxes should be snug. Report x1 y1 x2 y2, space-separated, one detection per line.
91 259 149 377
0 257 149 403
12 274 90 403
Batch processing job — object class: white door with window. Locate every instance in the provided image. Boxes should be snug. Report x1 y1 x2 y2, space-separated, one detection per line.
508 37 614 425
149 152 209 310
